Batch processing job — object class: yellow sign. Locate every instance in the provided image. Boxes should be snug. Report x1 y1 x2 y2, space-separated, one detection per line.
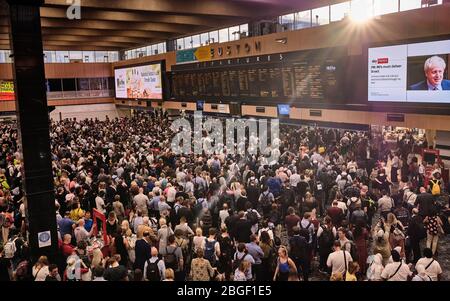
194 46 212 62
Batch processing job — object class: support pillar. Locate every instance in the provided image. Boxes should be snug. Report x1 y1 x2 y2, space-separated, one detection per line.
7 0 58 262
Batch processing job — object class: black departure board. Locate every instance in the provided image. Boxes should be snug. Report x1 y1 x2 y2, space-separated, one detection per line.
171 47 346 103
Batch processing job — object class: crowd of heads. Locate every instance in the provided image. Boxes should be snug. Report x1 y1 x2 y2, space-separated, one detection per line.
0 110 449 281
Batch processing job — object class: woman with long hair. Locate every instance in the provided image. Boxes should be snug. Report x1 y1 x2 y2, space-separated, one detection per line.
259 231 275 281
386 213 405 257
32 256 50 281
272 246 297 281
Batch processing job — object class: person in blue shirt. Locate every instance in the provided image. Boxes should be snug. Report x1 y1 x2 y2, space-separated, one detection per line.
245 234 264 281
83 211 93 232
58 211 75 238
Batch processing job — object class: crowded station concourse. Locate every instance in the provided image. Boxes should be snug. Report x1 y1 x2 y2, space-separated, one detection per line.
1 0 450 284
0 110 449 282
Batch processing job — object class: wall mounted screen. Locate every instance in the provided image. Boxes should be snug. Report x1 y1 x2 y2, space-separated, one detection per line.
368 39 450 103
114 62 163 100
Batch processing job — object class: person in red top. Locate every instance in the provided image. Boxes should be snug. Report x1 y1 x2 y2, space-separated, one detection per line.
61 234 76 258
327 201 344 228
284 207 301 238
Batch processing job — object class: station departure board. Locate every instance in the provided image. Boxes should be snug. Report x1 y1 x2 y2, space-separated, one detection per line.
171 47 346 103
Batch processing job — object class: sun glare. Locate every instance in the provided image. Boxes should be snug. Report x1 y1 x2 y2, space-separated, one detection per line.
350 0 374 23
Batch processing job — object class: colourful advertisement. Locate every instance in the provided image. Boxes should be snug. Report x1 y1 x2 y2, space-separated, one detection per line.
114 63 162 99
0 80 14 101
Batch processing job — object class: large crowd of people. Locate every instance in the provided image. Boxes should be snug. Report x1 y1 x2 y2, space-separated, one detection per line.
0 110 449 281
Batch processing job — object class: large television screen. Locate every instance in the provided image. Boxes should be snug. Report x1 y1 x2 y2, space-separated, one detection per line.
368 39 450 103
114 62 163 100
0 80 14 101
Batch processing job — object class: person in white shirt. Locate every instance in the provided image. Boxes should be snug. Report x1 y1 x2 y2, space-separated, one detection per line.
165 183 177 204
95 191 106 214
289 172 301 188
366 253 384 281
219 203 230 229
143 247 166 281
381 250 412 281
327 241 352 278
133 188 149 216
412 264 432 281
415 248 442 281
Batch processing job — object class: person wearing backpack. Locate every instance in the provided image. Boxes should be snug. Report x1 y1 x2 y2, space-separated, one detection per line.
317 216 336 274
289 226 310 281
233 243 255 281
298 212 314 244
162 235 184 281
204 228 220 267
258 186 274 218
244 202 261 235
143 247 166 281
428 172 443 196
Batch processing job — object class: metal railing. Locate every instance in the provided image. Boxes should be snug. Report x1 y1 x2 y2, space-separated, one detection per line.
46 90 114 99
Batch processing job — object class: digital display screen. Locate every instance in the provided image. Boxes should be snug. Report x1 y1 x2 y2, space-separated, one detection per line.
368 39 450 103
114 63 163 100
171 47 346 103
277 104 290 116
0 80 14 101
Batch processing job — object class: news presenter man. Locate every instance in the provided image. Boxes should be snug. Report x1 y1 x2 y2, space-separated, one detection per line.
409 56 450 90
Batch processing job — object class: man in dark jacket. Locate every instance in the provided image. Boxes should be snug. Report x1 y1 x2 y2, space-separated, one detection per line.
232 211 252 243
407 208 425 264
415 187 436 218
289 226 310 281
133 231 152 271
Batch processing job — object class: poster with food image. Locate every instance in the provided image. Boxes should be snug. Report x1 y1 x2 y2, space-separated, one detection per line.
114 63 163 99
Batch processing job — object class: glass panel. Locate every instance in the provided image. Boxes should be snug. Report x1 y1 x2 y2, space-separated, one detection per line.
294 10 311 29
62 78 76 91
176 38 184 50
184 36 192 49
95 51 107 62
157 43 165 54
69 51 82 61
228 26 240 41
351 0 374 20
400 0 421 11
192 34 201 47
200 33 209 45
281 13 295 31
218 28 229 43
374 0 398 16
239 24 249 38
55 51 69 63
331 2 351 21
82 51 94 63
209 30 218 44
47 79 62 91
90 78 102 90
311 6 330 26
